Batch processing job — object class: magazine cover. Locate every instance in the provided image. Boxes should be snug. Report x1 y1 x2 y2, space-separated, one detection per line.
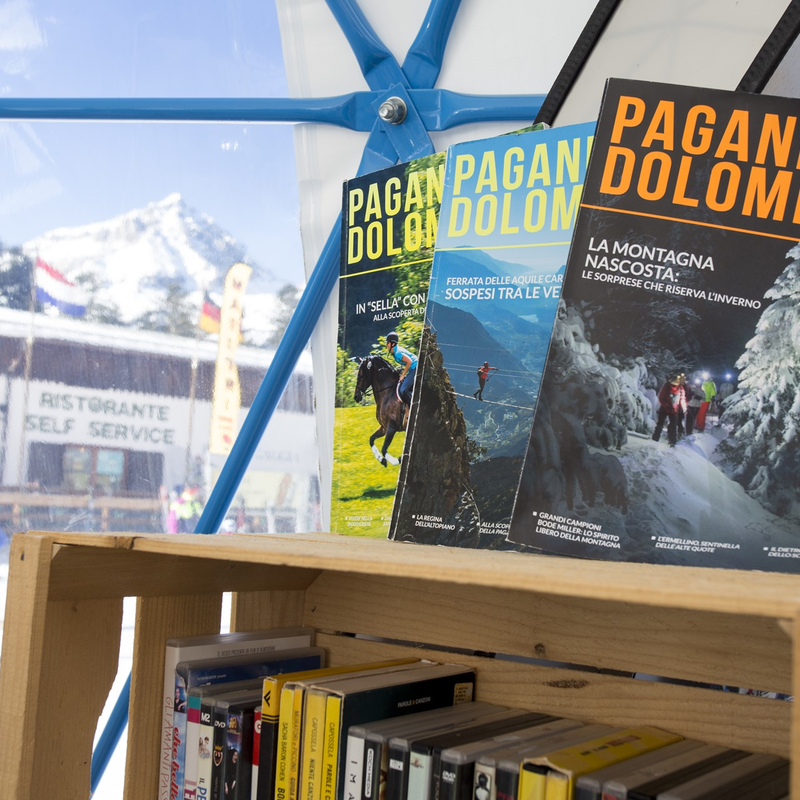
508 78 800 572
388 122 595 547
332 154 446 537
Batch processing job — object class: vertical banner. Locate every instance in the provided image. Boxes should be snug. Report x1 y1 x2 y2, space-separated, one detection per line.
209 262 252 455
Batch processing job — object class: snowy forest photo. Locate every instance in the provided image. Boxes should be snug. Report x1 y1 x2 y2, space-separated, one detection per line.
510 226 800 572
506 81 800 572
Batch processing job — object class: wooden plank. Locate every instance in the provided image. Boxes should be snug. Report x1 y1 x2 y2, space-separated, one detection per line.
316 633 791 759
124 593 223 800
47 544 320 600
43 531 800 619
304 572 792 693
30 596 123 800
229 590 306 632
0 533 54 799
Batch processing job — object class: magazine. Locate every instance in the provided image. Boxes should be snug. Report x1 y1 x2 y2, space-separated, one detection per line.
332 154 446 537
388 122 596 547
508 78 800 572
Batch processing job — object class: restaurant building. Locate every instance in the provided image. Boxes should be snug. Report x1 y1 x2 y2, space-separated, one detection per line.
0 307 318 533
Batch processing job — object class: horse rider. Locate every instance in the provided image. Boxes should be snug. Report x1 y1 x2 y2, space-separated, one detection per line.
385 331 417 405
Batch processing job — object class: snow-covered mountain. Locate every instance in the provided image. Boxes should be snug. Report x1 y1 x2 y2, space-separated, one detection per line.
22 193 290 343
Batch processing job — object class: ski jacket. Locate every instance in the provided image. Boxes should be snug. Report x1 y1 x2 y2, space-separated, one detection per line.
658 382 682 414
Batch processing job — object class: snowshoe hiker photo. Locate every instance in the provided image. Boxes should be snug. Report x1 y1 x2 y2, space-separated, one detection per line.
652 374 683 447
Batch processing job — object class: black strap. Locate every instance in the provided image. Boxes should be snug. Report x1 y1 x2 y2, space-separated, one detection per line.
534 0 622 126
738 0 800 92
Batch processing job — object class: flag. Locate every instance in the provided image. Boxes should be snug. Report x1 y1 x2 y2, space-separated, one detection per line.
34 258 88 317
199 292 221 333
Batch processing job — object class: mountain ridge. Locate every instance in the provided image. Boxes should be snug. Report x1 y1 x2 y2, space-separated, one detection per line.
21 193 290 343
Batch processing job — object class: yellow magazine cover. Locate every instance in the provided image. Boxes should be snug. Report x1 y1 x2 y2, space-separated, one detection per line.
523 726 681 799
333 154 445 537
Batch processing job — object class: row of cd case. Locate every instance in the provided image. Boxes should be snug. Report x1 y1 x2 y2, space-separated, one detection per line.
159 625 789 800
346 700 789 800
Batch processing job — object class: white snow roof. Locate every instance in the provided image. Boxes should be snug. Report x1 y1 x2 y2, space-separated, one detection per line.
0 306 312 374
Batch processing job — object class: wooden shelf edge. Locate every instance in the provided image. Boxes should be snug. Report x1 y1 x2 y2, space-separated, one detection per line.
19 530 800 619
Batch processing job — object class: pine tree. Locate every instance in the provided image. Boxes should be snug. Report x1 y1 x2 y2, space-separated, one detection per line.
335 344 359 408
719 245 800 516
73 272 124 325
0 245 35 310
135 280 196 337
266 283 301 347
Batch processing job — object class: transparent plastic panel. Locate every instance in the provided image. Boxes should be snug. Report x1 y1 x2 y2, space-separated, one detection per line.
0 1 320 547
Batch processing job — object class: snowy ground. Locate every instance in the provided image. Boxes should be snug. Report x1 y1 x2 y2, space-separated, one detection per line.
0 545 230 800
615 425 800 568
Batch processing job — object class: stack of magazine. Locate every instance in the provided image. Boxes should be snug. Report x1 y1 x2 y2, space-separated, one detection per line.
332 77 800 575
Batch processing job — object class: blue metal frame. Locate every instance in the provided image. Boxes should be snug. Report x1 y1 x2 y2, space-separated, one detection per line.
0 91 543 130
0 0 545 793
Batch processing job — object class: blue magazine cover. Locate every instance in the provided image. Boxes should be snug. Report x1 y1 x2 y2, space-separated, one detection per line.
389 121 595 547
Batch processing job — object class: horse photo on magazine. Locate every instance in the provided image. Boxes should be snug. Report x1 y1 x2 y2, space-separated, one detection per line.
332 153 445 537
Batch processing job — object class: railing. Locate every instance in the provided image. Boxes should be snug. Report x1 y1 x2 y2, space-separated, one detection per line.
0 492 162 534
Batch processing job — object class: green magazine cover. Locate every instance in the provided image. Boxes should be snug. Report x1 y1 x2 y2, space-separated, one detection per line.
332 154 445 536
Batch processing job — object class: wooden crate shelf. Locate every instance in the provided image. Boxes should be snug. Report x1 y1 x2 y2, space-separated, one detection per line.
0 530 798 798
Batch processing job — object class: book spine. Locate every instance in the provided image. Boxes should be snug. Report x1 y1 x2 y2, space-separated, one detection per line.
299 690 328 800
519 764 547 800
161 646 181 800
431 749 445 800
344 733 365 800
438 757 473 800
494 765 519 800
456 761 478 800
211 706 227 800
258 677 284 800
197 701 215 800
224 707 243 800
574 777 602 800
252 708 261 800
274 686 297 800
362 739 381 800
320 695 342 800
385 743 409 800
172 689 189 800
228 707 255 800
288 687 306 800
184 695 203 800
544 772 570 800
474 762 497 800
406 749 432 800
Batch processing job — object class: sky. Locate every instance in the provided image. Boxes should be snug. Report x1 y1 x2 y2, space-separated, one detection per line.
0 0 307 285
